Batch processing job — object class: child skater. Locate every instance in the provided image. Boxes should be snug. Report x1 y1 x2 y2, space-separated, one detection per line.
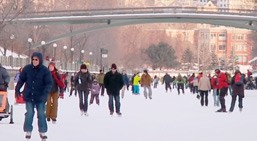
90 79 101 105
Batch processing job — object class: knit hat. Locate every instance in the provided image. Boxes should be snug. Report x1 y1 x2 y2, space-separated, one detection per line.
111 63 117 69
80 64 87 70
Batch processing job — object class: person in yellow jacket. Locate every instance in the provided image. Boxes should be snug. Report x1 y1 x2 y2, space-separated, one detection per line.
133 72 141 95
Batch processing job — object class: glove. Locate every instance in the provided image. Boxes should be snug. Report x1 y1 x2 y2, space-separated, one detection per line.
15 91 21 98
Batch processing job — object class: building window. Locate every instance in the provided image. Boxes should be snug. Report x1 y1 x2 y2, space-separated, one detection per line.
219 33 226 37
219 45 226 50
211 33 216 39
233 34 245 40
219 33 226 40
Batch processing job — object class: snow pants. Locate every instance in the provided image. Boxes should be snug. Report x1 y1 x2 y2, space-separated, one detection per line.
46 91 59 120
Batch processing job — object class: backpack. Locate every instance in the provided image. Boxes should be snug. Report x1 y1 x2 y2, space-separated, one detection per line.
177 75 182 81
234 73 243 86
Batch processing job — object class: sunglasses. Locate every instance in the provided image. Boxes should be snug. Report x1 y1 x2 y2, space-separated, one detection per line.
32 58 39 61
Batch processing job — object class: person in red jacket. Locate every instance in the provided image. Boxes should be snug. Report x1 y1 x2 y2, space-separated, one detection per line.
215 69 229 112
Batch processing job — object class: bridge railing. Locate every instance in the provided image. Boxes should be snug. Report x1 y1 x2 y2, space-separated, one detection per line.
20 6 257 18
0 56 99 72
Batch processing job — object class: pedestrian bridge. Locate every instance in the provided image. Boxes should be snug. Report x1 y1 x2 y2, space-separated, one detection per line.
10 7 257 48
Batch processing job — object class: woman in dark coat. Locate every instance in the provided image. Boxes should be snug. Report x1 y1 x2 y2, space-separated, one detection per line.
74 64 92 116
229 70 247 112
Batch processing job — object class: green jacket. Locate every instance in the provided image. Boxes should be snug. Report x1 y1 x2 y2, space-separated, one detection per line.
97 73 105 84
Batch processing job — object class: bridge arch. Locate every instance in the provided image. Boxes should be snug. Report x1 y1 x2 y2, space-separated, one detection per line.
19 8 256 49
30 18 256 50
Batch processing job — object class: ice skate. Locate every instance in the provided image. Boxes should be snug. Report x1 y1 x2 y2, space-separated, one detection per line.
25 132 31 140
116 112 122 117
39 132 47 141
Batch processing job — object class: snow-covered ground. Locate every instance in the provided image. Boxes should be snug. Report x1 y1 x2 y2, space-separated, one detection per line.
1 85 257 141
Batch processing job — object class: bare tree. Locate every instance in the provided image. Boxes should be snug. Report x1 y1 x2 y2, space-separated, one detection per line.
0 0 33 56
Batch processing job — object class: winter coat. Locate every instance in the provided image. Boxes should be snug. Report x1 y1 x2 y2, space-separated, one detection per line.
231 75 246 97
192 78 198 86
91 82 101 95
140 74 152 87
188 76 194 84
74 71 91 91
122 74 130 86
0 64 10 90
163 74 172 84
133 74 141 85
15 52 53 103
198 76 211 91
50 70 65 93
217 72 229 89
211 77 218 89
97 73 105 84
176 75 185 84
104 71 124 95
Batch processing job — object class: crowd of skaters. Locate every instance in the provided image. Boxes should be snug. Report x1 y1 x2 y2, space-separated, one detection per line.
1 51 252 140
159 69 249 113
64 67 250 114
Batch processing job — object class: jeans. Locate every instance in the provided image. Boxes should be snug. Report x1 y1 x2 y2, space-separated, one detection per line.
213 89 220 106
108 94 121 113
193 86 198 94
24 102 47 133
200 90 208 106
229 94 243 112
143 86 152 99
218 87 228 110
165 83 171 92
78 90 89 112
177 83 184 94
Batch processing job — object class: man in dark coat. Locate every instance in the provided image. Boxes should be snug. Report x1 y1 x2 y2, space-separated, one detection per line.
163 73 172 92
229 70 247 112
15 52 53 140
104 63 124 116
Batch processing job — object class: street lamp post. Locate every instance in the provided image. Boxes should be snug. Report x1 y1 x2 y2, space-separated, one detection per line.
63 45 67 70
28 38 32 62
89 51 93 65
71 47 74 70
10 34 15 68
100 48 108 71
53 43 57 61
80 50 85 64
41 41 46 59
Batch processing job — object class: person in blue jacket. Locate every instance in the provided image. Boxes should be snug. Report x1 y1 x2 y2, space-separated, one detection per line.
15 52 53 140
